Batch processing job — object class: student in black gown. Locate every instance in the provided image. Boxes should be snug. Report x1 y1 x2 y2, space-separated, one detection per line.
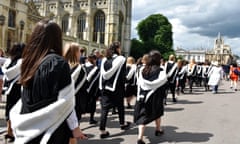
125 56 137 108
10 19 87 144
164 54 178 103
99 41 130 138
63 43 88 121
1 43 25 142
63 42 89 144
84 54 100 124
134 50 168 144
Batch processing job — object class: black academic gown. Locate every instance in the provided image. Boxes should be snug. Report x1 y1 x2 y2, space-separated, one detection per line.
125 65 137 97
70 64 88 120
20 54 72 144
3 59 21 121
100 56 126 109
84 63 100 113
134 66 167 125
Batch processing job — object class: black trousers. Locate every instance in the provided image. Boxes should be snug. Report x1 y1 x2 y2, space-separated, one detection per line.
188 76 195 90
99 90 125 131
168 81 176 98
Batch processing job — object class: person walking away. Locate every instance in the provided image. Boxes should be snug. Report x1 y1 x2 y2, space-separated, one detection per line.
202 61 210 91
196 63 203 87
186 59 197 93
229 63 239 91
176 59 185 95
99 41 130 138
134 50 168 144
177 60 188 94
63 43 89 121
10 19 87 144
1 43 25 143
208 61 223 93
0 49 7 101
63 42 89 144
164 54 178 102
84 54 100 124
125 56 137 108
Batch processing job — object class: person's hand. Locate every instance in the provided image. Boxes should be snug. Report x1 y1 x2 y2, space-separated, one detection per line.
72 127 88 140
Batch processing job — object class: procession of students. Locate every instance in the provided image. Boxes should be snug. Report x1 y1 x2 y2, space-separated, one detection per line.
1 19 239 144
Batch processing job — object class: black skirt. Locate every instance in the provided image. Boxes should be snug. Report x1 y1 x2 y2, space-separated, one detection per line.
125 84 137 97
134 88 164 125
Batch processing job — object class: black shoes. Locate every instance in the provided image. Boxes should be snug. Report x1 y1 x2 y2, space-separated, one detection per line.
4 134 15 142
172 97 177 103
89 119 98 125
100 131 110 139
120 122 131 130
126 104 133 109
137 139 145 144
155 130 164 136
112 109 118 115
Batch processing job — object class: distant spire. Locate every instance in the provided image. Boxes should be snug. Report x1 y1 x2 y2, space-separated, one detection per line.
218 32 221 39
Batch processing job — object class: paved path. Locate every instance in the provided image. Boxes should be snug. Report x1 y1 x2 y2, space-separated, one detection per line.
1 80 240 144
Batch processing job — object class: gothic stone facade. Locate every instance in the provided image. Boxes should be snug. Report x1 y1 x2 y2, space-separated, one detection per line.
175 33 233 65
0 0 41 52
31 0 132 55
206 33 233 65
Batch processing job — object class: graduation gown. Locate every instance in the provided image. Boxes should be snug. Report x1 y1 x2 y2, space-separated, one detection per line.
18 54 72 144
2 58 21 121
134 66 167 125
70 64 88 120
99 54 126 109
84 62 100 113
125 64 137 97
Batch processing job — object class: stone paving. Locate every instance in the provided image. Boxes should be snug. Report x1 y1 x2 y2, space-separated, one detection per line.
1 80 240 144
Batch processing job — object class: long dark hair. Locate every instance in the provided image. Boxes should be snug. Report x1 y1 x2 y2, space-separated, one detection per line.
20 19 63 86
7 43 25 61
105 41 120 59
142 50 162 76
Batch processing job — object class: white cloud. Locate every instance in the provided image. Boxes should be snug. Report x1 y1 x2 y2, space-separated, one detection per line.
132 0 240 56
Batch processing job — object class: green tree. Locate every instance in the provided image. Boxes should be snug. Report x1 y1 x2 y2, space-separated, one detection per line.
131 14 174 59
130 38 145 59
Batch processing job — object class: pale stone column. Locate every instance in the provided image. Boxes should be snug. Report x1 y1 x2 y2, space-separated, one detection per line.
106 0 119 45
123 0 132 56
67 14 73 36
86 0 92 42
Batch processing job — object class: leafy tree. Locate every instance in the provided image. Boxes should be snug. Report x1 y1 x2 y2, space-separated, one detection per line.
130 38 145 59
130 14 174 59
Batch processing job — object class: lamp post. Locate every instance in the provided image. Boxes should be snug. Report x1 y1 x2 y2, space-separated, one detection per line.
0 15 6 50
19 20 25 42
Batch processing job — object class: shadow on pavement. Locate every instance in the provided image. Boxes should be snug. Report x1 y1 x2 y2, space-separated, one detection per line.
165 107 184 112
215 91 235 94
176 99 203 105
146 126 213 144
77 138 124 144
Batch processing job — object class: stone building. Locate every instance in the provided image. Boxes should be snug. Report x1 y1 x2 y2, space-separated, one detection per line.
175 48 206 63
206 32 233 65
1 0 132 56
175 33 233 65
0 0 41 52
30 0 132 55
0 0 38 51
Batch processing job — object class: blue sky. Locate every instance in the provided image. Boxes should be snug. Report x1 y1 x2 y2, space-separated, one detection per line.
131 0 240 56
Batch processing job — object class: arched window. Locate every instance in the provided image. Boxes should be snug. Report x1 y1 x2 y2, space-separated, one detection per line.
8 10 16 28
93 10 105 43
118 13 123 42
77 13 86 40
62 14 69 34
